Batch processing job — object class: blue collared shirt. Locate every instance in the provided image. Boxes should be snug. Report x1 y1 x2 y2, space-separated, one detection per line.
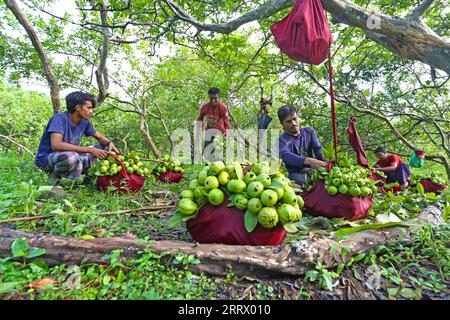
278 127 323 172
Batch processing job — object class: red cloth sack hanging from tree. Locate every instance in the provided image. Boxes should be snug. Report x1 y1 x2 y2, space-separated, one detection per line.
270 0 332 64
347 117 368 167
301 182 372 220
420 180 448 193
186 196 287 246
157 171 184 183
97 156 145 193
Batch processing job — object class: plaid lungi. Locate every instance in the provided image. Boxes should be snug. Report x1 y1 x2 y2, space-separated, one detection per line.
44 144 106 181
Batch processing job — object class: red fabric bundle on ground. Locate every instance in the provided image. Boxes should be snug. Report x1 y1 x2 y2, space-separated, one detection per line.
368 172 405 193
420 180 447 193
368 172 386 183
186 197 287 246
157 171 184 183
381 185 404 193
270 0 332 64
97 159 145 193
301 182 372 220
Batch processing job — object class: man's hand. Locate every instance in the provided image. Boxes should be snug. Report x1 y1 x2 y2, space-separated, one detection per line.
304 158 328 170
89 147 110 160
107 142 120 154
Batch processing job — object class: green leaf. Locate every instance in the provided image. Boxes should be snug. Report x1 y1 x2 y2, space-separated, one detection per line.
167 211 184 227
283 223 298 233
387 287 400 298
332 222 408 237
323 273 334 291
268 160 281 175
400 288 422 300
169 185 181 194
27 248 46 259
0 282 20 294
443 206 450 223
268 181 284 190
116 270 125 283
63 199 73 208
417 182 425 196
305 270 318 282
337 263 345 275
103 274 111 285
426 192 440 201
37 186 53 193
234 161 243 181
353 253 365 263
182 213 197 221
11 238 29 258
244 210 258 233
375 212 402 224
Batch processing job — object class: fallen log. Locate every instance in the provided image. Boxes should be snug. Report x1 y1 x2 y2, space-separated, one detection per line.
0 205 443 278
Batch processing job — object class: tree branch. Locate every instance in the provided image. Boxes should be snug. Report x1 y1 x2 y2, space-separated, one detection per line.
0 134 35 156
409 0 435 21
162 0 450 73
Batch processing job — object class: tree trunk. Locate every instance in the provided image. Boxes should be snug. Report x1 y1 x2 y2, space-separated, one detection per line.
94 0 110 106
0 205 443 277
139 114 161 158
4 0 61 113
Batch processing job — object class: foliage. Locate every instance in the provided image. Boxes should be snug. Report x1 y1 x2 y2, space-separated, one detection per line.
0 244 218 300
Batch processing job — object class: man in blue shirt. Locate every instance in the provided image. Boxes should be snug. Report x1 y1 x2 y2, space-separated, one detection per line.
35 91 119 183
277 105 328 185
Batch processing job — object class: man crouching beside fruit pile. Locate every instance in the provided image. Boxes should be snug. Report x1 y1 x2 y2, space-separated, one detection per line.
277 105 328 186
35 91 119 184
372 147 411 187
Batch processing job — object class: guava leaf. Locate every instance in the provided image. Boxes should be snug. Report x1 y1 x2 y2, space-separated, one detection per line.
27 248 46 259
417 182 425 196
268 160 281 175
167 211 184 227
283 223 298 233
376 212 402 224
244 210 258 233
268 181 284 190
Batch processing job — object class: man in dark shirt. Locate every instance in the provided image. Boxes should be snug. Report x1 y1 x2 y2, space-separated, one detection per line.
277 105 328 185
36 91 119 183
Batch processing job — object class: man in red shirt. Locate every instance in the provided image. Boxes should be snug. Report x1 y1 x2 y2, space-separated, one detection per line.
197 87 230 135
373 147 411 186
196 87 231 159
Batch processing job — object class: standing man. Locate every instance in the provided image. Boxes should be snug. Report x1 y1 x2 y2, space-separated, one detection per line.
35 91 120 184
277 105 328 186
196 87 231 160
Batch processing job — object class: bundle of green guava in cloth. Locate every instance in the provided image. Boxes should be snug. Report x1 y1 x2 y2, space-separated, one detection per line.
169 161 304 245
